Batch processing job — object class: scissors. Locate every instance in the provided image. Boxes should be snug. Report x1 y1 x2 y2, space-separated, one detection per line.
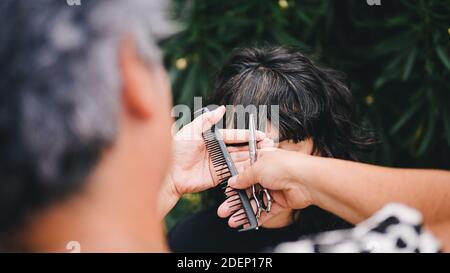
248 113 272 219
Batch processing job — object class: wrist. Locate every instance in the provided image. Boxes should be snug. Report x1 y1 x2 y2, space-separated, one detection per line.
288 153 324 207
165 173 183 205
302 155 334 209
158 174 182 219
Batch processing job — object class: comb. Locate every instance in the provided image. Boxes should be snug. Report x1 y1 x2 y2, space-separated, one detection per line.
197 107 259 232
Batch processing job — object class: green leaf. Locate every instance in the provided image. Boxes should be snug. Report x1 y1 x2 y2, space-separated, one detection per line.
386 54 406 73
178 64 199 106
373 31 414 55
436 45 450 70
296 9 313 26
385 14 410 27
402 47 417 81
374 77 388 90
425 58 434 75
390 102 422 134
417 109 436 155
272 29 308 48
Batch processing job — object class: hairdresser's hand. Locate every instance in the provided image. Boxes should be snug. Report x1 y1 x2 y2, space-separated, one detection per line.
159 106 273 218
217 149 315 228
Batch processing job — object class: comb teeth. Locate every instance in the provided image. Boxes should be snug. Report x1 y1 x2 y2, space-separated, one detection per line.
200 109 258 232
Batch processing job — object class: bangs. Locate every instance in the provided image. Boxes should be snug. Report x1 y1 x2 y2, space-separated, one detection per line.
212 46 375 160
215 64 311 143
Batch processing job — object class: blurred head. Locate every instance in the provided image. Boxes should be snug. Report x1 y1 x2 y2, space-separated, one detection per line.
0 0 174 250
214 46 375 160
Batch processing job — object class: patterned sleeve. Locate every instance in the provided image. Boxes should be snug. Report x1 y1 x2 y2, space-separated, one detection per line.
274 203 442 253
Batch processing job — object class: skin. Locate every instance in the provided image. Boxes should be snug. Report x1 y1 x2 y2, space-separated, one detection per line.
221 149 450 251
217 122 315 229
18 37 272 252
159 116 274 219
22 38 173 252
163 116 315 229
15 37 449 253
429 221 450 252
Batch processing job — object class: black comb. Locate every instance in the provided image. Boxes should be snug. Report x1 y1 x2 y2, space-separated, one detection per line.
198 108 259 232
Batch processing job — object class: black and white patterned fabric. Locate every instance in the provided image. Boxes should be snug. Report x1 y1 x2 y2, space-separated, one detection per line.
275 203 441 253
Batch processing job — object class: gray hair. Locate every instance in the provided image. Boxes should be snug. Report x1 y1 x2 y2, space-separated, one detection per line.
0 0 175 234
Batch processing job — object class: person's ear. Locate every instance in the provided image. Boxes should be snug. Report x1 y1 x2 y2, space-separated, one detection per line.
119 37 155 119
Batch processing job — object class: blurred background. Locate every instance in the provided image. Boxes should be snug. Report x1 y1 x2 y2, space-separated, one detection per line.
162 0 450 229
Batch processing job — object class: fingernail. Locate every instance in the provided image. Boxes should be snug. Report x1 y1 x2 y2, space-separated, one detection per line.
228 176 237 185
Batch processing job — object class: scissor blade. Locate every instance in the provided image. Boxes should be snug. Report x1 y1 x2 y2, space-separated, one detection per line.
249 113 257 164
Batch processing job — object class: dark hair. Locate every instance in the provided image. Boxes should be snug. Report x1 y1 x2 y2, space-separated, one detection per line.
0 0 173 236
202 46 375 228
213 46 375 161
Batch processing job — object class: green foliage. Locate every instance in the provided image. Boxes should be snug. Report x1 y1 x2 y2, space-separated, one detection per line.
162 0 450 228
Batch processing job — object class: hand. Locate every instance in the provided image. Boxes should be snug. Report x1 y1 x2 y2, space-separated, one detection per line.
218 148 450 231
217 149 315 228
159 106 273 217
170 106 272 195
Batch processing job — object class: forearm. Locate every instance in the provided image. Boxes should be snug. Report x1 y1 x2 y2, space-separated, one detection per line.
303 156 450 225
429 221 450 252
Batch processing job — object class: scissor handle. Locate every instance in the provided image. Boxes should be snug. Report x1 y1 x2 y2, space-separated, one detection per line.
252 184 273 219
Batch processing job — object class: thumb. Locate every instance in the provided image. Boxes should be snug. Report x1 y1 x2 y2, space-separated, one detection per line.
228 164 260 189
192 106 226 133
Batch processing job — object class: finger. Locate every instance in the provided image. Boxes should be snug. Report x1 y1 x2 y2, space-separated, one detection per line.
218 198 279 228
228 208 250 228
235 160 250 173
227 145 250 153
218 196 236 218
228 199 262 228
191 106 226 133
227 164 260 190
226 138 275 153
230 151 250 163
227 198 258 228
218 187 253 217
219 129 266 144
223 186 236 198
221 192 242 213
222 184 251 201
228 200 286 229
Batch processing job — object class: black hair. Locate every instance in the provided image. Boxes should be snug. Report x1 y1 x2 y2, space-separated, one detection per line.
213 46 376 161
201 46 376 213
